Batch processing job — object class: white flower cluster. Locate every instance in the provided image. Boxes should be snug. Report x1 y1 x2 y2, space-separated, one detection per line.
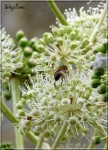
14 1 107 147
0 28 21 84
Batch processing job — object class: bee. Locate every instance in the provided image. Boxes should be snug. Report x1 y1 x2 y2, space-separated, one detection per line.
27 116 32 121
54 65 68 86
70 97 73 104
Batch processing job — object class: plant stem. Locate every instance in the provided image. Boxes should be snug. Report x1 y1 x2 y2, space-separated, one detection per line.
104 138 108 150
47 0 68 26
1 100 38 144
103 135 108 150
88 129 97 150
1 100 18 123
89 121 107 137
10 77 24 149
52 120 68 149
25 130 38 144
35 133 44 149
90 0 108 43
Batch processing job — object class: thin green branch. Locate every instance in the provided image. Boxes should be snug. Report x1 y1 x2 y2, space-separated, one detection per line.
47 0 68 26
104 139 108 150
52 120 68 149
35 133 44 149
90 0 108 43
103 135 108 150
10 77 24 149
89 121 107 137
1 100 18 123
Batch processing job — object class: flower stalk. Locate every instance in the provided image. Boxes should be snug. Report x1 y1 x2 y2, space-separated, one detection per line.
35 133 44 149
1 100 18 123
104 138 108 150
90 0 108 43
52 120 68 149
47 0 68 25
10 77 24 149
89 121 107 137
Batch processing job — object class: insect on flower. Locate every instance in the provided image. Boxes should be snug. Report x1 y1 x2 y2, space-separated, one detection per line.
54 65 68 86
27 116 32 120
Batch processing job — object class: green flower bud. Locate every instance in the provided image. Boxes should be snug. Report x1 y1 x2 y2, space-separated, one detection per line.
97 84 107 94
3 71 11 77
57 37 63 46
38 39 45 45
92 136 101 145
32 43 37 51
23 47 33 57
43 32 49 43
103 42 108 53
91 78 101 88
16 102 23 109
59 27 65 36
17 110 25 116
52 27 59 36
94 45 106 54
70 32 76 40
28 37 37 48
66 26 72 34
94 67 104 76
30 108 39 116
36 44 45 53
16 30 25 41
74 28 79 34
21 98 26 104
103 92 108 102
70 42 78 49
27 59 36 68
44 130 51 137
82 47 90 54
4 90 11 100
54 115 62 123
47 35 54 43
22 93 29 99
69 117 79 125
82 127 89 134
91 74 101 79
32 51 41 58
19 37 28 47
50 53 57 61
81 38 89 48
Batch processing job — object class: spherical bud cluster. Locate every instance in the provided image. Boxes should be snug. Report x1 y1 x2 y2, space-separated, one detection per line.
14 30 40 79
36 23 104 72
90 43 108 103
